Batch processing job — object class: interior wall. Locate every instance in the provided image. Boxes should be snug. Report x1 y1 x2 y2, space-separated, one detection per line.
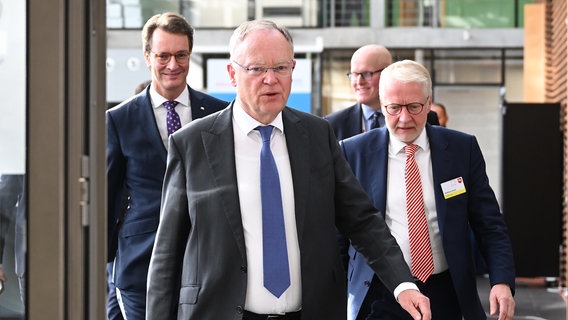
433 87 502 204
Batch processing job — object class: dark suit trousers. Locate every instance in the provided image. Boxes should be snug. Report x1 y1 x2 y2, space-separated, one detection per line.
358 271 461 320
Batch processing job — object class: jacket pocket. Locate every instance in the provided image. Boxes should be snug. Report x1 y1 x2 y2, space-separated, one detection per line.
120 217 158 238
179 285 200 305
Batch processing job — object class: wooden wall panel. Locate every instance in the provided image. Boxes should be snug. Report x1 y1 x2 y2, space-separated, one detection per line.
524 3 546 102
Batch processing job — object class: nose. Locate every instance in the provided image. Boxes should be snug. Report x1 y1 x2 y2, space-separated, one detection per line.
263 69 278 84
397 106 413 121
166 56 180 68
355 74 366 84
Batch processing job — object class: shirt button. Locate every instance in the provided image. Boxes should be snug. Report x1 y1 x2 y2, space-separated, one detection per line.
240 265 247 273
236 306 244 314
363 280 371 287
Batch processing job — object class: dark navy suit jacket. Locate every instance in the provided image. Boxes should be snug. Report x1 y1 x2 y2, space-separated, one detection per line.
106 85 227 291
339 125 515 320
325 103 440 140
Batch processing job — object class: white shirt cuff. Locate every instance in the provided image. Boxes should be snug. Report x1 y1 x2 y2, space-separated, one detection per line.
393 282 420 301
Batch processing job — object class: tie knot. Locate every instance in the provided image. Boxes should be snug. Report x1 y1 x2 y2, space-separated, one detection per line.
405 144 419 156
163 100 178 111
370 111 382 129
256 125 274 142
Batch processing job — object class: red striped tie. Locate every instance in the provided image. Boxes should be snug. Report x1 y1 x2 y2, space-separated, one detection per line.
405 144 434 283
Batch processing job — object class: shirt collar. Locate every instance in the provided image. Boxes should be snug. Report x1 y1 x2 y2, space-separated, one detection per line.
361 104 381 120
233 100 284 136
389 128 429 155
149 84 190 108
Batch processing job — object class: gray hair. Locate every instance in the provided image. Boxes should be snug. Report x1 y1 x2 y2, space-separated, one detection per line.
229 20 294 61
379 60 432 100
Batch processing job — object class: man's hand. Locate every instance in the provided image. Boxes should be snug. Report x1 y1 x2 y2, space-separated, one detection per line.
397 289 431 320
489 283 515 320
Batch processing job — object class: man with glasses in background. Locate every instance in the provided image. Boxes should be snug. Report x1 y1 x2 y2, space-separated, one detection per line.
106 12 227 319
340 60 516 320
325 44 438 141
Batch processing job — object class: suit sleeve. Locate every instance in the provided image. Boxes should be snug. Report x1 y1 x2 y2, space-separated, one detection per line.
146 136 191 319
466 136 515 292
106 111 127 263
330 126 414 292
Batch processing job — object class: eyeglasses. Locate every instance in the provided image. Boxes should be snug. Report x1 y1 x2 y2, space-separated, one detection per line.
232 60 294 77
384 97 430 116
150 50 190 64
346 68 384 82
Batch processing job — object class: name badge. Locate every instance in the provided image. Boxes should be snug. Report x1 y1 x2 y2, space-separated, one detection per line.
441 177 466 199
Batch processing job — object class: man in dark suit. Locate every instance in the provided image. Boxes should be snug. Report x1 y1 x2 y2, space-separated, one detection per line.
146 20 431 320
325 44 438 141
340 60 515 320
106 12 227 319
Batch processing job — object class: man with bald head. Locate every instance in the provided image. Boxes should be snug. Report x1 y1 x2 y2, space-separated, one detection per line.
325 44 438 140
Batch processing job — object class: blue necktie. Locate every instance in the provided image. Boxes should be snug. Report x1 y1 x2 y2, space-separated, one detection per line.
164 100 181 136
257 125 290 298
370 111 383 129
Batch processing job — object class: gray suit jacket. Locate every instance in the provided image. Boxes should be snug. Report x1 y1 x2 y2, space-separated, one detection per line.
146 102 414 320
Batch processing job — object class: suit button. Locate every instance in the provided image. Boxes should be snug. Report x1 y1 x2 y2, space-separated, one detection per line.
363 280 371 287
236 306 244 314
240 266 247 273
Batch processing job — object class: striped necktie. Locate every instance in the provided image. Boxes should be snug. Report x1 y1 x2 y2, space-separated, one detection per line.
404 144 434 282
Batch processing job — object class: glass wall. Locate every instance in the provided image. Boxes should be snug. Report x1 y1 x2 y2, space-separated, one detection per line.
107 0 320 28
387 0 532 28
107 0 533 29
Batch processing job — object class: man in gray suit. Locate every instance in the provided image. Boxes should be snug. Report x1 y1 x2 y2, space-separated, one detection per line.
106 12 227 320
146 20 431 320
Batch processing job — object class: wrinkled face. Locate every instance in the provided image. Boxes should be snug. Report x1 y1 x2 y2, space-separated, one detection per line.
349 52 389 109
227 29 295 124
381 79 430 144
144 29 190 100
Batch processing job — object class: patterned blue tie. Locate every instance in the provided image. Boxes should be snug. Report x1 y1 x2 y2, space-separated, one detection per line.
257 125 290 298
370 111 383 129
164 100 181 136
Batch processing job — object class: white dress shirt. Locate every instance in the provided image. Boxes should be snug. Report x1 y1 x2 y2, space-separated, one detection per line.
232 102 302 314
385 129 448 276
149 85 192 148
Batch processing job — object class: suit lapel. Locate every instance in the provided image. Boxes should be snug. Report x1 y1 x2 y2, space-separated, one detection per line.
426 125 451 235
137 90 168 158
365 129 389 215
349 104 364 135
188 86 207 119
201 103 247 261
281 108 309 247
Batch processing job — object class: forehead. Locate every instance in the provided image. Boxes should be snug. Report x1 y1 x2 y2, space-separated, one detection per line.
151 29 189 51
381 79 426 101
351 55 380 71
235 29 293 62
